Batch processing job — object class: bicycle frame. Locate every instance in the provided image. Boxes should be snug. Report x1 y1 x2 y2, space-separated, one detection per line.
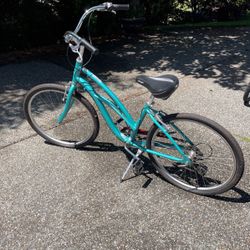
58 60 190 164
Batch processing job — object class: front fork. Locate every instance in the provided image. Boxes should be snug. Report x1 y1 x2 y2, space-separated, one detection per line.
57 82 77 124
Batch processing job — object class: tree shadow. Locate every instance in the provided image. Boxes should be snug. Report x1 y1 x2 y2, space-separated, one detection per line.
94 28 250 90
0 60 72 130
0 27 249 131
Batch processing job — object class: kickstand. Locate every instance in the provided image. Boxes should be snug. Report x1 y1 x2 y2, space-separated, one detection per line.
120 147 144 182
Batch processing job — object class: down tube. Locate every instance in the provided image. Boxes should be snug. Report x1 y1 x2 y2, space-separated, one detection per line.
81 67 135 129
78 79 128 142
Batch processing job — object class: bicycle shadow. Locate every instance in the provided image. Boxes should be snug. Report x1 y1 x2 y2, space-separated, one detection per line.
79 141 250 203
208 187 250 203
78 141 156 186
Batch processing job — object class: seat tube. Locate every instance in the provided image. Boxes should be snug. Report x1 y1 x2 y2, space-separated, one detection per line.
130 97 154 141
130 105 147 141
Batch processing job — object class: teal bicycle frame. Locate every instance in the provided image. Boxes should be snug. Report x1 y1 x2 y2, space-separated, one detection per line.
58 60 191 164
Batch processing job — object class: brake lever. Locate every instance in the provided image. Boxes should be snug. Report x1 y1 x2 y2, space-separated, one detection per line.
69 41 79 52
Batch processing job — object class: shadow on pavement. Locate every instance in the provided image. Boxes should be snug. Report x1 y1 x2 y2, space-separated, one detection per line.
0 61 72 130
79 141 250 202
209 187 250 203
90 28 250 90
78 141 156 187
0 28 249 131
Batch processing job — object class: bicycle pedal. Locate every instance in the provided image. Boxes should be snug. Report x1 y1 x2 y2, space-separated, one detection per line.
133 161 144 176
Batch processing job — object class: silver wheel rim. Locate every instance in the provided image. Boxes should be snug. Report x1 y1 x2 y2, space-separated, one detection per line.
28 89 95 145
151 119 236 191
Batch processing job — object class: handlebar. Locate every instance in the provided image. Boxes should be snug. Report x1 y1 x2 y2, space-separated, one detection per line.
74 2 129 34
64 31 99 55
66 2 129 58
109 4 130 11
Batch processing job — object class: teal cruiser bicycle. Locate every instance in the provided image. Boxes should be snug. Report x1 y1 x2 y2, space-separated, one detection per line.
24 2 244 196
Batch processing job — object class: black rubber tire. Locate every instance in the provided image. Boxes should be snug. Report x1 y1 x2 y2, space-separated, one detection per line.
243 85 250 107
146 113 244 196
23 84 99 148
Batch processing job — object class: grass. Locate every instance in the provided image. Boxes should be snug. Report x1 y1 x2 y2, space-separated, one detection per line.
236 134 250 143
145 12 250 32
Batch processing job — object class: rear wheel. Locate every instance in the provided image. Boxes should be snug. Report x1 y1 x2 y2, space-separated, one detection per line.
23 83 99 148
146 113 244 195
243 85 250 106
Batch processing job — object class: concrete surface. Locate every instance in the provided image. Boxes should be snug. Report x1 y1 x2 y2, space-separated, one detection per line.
0 27 250 249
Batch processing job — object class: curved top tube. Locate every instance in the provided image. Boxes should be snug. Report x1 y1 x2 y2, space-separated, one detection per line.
82 67 135 125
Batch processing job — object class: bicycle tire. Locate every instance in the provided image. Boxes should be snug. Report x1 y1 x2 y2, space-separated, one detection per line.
146 113 244 196
243 85 250 107
24 83 99 148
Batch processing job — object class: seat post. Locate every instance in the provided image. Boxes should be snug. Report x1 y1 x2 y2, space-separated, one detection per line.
147 95 155 106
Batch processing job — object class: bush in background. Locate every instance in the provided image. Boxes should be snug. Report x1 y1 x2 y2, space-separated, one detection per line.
0 0 249 53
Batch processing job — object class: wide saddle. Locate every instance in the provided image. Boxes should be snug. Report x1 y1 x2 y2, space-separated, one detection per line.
136 75 179 100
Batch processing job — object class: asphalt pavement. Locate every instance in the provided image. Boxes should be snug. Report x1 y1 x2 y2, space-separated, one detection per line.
0 27 250 249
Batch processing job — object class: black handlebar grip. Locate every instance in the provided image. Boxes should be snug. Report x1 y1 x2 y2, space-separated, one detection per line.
64 31 99 55
80 37 99 55
113 4 129 11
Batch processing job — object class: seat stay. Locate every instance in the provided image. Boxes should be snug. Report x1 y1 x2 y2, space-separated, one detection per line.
146 109 190 163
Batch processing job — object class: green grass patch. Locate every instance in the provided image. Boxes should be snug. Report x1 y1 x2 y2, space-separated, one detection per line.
237 135 250 143
145 12 250 32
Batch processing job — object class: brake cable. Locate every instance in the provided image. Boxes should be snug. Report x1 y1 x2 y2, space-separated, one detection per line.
83 11 94 67
66 12 94 68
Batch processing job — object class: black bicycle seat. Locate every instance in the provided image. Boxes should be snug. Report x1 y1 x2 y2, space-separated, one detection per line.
136 75 179 100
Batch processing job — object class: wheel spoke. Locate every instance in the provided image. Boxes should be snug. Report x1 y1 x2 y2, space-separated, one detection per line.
148 114 242 195
24 85 99 148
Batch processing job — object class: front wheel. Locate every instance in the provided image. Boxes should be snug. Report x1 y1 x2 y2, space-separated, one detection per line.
23 84 99 148
146 113 244 196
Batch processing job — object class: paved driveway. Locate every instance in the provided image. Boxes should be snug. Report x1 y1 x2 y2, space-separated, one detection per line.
0 27 250 249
